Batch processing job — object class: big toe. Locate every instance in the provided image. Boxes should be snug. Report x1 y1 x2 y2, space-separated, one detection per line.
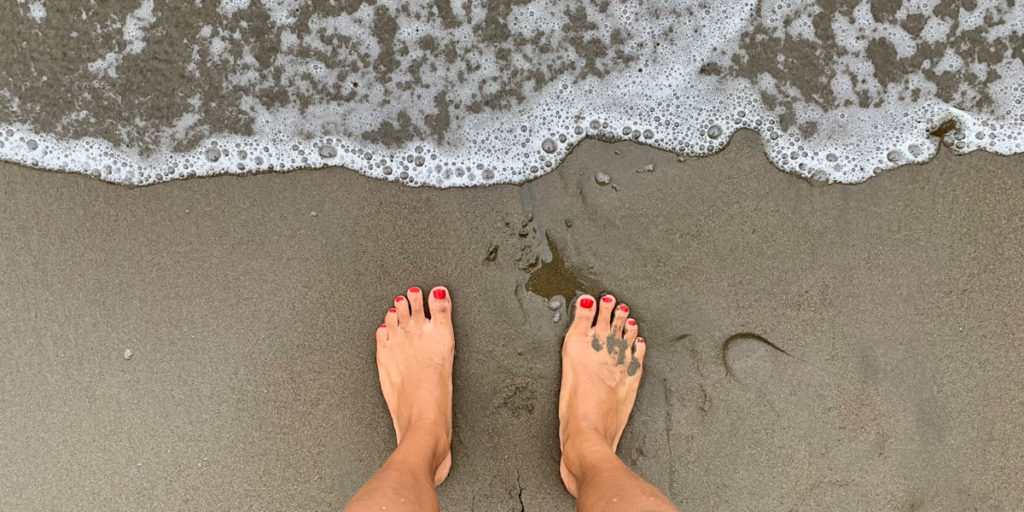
568 295 597 336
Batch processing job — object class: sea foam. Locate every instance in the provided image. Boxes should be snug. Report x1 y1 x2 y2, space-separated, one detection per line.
1 0 1022 186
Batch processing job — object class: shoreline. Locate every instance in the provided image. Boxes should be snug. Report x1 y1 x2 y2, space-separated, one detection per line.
2 131 1023 510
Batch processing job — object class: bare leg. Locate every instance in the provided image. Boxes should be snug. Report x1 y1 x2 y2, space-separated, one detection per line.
559 294 680 512
343 286 455 512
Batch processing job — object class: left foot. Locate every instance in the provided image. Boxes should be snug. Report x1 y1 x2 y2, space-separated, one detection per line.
375 286 455 486
558 294 646 496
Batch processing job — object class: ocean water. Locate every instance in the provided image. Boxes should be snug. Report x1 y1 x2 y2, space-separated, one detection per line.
1 0 1022 186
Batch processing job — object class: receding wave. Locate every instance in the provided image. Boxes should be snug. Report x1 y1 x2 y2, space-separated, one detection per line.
1 0 1022 186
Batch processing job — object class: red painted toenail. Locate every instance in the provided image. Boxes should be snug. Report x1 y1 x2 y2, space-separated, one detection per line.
433 289 447 300
580 297 594 308
619 305 629 312
638 338 645 343
389 308 396 313
628 319 636 326
395 296 404 302
409 287 420 294
380 324 387 328
602 296 613 303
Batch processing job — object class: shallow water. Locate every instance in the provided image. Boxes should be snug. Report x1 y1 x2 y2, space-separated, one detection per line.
1 0 1022 186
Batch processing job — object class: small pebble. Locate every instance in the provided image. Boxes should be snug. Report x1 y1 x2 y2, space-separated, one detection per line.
553 311 562 323
310 210 318 217
594 172 612 186
547 295 565 311
485 243 499 262
123 348 134 361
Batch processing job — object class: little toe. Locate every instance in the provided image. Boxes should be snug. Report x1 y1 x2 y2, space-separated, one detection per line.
376 323 388 344
610 303 629 338
407 287 425 320
394 295 411 324
568 295 597 336
628 338 646 377
428 286 452 323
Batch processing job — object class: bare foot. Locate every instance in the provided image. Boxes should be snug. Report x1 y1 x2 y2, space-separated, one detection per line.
558 294 646 496
375 286 454 486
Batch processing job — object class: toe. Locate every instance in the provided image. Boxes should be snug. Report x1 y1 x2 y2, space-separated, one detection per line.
385 308 398 329
610 303 629 338
407 287 425 320
629 338 646 377
595 295 616 333
624 318 638 344
376 323 388 344
428 286 452 323
568 295 597 335
394 295 410 324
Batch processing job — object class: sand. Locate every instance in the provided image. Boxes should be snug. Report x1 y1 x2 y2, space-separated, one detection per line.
1 131 1023 510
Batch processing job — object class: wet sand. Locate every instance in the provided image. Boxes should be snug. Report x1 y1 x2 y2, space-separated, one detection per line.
1 131 1023 510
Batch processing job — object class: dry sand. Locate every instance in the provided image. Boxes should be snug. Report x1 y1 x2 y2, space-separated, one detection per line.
1 131 1022 510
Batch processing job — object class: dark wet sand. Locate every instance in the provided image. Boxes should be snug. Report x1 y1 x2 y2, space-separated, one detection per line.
1 132 1023 510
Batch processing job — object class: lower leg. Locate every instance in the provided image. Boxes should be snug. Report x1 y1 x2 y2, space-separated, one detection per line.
343 427 446 512
563 432 678 512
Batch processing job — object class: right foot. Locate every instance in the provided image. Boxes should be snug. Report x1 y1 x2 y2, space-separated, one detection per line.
375 286 455 486
558 294 646 496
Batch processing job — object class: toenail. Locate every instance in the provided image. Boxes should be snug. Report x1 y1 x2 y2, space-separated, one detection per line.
602 296 614 303
619 305 629 312
396 296 404 302
389 308 396 313
580 297 594 309
433 289 447 300
628 319 635 326
409 287 420 294
379 324 387 328
637 338 645 343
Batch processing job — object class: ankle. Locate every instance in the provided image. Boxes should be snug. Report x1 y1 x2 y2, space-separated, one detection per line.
397 423 450 473
561 429 617 481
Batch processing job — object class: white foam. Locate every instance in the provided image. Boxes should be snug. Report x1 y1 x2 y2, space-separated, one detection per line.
27 1 46 22
1 0 1023 187
217 0 250 18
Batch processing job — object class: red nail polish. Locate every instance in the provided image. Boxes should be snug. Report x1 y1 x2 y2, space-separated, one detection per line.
619 305 629 312
580 297 594 309
433 289 447 300
637 338 645 343
627 319 636 326
602 296 613 303
380 324 387 328
395 296 404 302
409 287 420 294
389 308 396 313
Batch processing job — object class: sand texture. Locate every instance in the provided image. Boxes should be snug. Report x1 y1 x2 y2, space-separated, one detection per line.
1 132 1023 510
